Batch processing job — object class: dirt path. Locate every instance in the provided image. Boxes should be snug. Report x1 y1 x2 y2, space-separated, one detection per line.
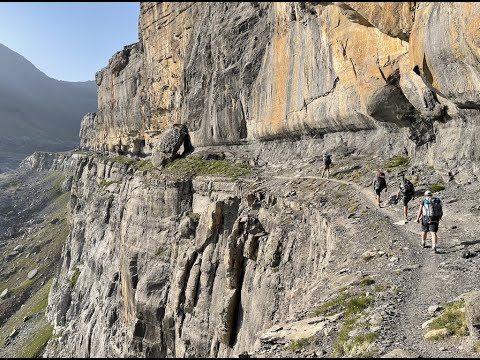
272 173 474 357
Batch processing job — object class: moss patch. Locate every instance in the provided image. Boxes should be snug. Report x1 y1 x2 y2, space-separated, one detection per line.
17 322 53 358
0 279 53 348
385 156 409 168
98 179 120 188
359 278 375 287
344 294 372 317
162 156 250 179
70 266 81 288
286 337 312 351
473 340 480 353
309 292 351 318
189 212 201 223
93 155 154 172
427 299 467 338
428 184 445 193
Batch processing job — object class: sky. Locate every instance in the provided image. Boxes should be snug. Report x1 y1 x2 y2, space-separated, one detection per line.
0 2 139 82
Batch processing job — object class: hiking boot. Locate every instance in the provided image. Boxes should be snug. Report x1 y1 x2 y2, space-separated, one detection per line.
421 241 425 248
433 247 438 253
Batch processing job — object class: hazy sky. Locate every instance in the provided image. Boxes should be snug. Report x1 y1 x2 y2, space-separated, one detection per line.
0 2 139 82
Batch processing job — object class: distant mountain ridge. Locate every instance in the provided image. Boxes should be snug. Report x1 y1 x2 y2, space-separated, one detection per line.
0 43 97 171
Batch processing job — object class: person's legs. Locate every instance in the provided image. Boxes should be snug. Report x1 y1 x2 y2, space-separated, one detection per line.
430 222 439 252
421 221 428 248
421 231 427 247
403 197 411 220
326 165 330 179
321 166 326 177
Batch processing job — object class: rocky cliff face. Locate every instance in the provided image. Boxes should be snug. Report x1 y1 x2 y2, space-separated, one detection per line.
44 155 340 357
80 2 479 174
44 2 480 358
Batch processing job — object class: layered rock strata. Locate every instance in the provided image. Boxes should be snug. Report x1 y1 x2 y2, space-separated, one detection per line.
45 156 337 357
80 2 479 174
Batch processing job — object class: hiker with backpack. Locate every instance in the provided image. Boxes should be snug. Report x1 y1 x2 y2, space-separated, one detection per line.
396 174 415 221
373 169 387 207
321 153 332 178
415 190 443 253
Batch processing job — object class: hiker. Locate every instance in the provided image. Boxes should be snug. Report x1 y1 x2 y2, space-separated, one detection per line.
396 174 415 221
321 153 332 178
373 169 387 207
415 190 443 253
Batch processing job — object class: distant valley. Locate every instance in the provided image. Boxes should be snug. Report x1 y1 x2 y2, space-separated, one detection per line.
0 43 97 171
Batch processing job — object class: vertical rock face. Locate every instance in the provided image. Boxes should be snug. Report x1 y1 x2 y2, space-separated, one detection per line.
47 2 480 358
45 157 337 357
410 3 480 108
80 2 480 173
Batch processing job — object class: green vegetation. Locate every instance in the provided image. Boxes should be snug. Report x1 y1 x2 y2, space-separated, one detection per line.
309 292 351 318
309 291 376 357
473 340 480 353
70 266 81 288
348 201 359 213
6 180 19 192
98 179 120 188
427 299 467 338
374 284 386 293
0 191 70 297
48 171 65 195
428 183 445 193
103 155 155 171
162 156 250 179
0 279 53 348
309 291 372 319
285 337 312 351
385 155 409 168
189 212 201 223
333 319 377 357
344 294 372 317
17 323 54 358
359 278 375 287
0 169 71 357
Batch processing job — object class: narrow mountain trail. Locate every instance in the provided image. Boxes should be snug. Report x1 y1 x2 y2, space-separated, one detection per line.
272 173 474 357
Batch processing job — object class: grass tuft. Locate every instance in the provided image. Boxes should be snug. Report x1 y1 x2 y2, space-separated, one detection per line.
427 299 467 338
70 266 81 288
286 337 312 351
359 278 375 287
162 156 250 179
385 156 409 168
428 184 445 193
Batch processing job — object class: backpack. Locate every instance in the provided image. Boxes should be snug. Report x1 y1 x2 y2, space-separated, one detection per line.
401 180 415 197
374 173 386 190
324 154 332 166
422 197 443 223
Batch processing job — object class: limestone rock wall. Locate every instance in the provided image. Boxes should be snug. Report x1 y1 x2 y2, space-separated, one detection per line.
45 156 337 357
80 2 480 174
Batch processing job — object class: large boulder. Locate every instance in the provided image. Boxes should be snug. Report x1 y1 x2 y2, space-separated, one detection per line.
151 124 191 168
464 291 480 338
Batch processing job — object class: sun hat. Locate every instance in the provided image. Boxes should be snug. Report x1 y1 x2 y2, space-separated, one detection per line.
424 190 432 196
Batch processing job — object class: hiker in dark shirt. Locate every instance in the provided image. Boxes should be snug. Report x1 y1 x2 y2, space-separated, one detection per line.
396 174 415 221
321 153 332 178
373 169 387 207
